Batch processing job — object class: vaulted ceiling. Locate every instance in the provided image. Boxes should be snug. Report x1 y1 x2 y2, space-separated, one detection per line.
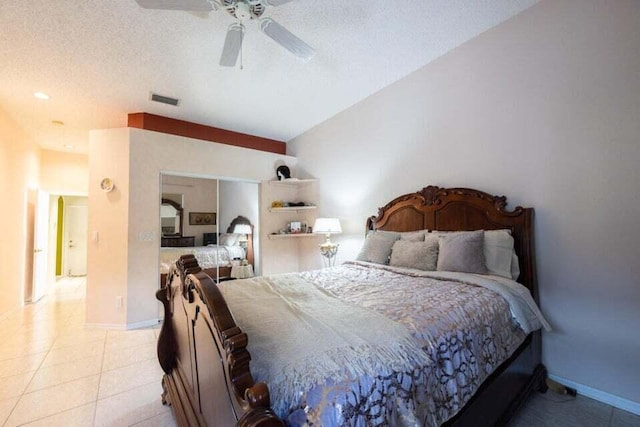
0 0 538 153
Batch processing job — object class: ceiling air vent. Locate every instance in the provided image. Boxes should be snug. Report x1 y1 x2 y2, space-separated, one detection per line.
150 93 180 106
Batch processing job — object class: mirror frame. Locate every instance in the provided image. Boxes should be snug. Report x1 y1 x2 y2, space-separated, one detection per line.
161 198 184 237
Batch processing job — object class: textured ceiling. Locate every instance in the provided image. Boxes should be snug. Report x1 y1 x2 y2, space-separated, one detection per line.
0 0 538 153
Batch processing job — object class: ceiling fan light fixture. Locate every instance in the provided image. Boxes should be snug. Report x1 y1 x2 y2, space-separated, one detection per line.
234 2 252 20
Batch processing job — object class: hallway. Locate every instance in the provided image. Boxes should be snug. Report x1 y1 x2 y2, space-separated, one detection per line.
0 277 175 426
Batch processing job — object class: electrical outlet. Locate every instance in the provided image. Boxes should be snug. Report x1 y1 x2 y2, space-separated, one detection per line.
116 296 123 309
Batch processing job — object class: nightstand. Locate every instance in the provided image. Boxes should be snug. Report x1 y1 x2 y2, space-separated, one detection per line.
230 264 254 279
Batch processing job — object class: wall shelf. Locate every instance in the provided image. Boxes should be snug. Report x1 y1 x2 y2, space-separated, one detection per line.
268 206 316 213
267 179 316 187
268 233 319 240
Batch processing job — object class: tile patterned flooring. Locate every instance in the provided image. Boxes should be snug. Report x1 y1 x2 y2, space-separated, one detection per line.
1 277 638 426
0 278 174 427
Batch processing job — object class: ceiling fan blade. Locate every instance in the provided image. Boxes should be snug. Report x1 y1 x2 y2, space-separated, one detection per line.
134 0 216 11
220 23 245 67
263 0 298 6
259 18 315 61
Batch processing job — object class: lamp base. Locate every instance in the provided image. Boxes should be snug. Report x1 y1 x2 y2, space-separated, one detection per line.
319 241 339 268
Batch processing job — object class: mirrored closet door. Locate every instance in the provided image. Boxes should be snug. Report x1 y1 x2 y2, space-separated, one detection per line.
159 173 259 287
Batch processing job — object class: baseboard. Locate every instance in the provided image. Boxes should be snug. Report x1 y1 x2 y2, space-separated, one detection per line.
127 319 160 329
548 374 640 415
85 319 160 330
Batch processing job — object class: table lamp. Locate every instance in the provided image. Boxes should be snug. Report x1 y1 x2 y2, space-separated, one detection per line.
313 218 342 267
233 223 252 262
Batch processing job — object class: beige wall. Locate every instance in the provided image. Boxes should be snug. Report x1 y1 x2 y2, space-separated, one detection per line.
87 128 296 327
87 128 130 326
289 0 640 406
40 150 89 195
0 107 40 317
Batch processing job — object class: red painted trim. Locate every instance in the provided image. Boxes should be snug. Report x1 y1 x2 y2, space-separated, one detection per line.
127 112 286 155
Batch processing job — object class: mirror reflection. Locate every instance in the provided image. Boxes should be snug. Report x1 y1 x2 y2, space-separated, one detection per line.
161 195 183 236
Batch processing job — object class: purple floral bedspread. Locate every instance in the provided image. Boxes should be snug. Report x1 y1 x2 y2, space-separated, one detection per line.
250 262 527 426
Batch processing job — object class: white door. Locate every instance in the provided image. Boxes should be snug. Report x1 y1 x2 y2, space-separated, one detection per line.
65 205 88 276
32 189 49 302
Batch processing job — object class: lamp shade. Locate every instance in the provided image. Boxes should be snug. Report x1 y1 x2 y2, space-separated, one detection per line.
233 224 252 235
313 218 342 235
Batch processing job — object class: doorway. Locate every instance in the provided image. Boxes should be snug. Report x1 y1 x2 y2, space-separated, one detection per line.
54 195 88 279
64 203 88 276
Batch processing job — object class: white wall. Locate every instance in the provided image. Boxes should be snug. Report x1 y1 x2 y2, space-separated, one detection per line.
289 0 640 406
88 127 296 327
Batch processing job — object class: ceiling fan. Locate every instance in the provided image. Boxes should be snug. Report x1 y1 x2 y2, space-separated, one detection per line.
135 0 316 67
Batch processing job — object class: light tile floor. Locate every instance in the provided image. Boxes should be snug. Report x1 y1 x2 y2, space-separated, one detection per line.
1 277 638 426
0 277 175 427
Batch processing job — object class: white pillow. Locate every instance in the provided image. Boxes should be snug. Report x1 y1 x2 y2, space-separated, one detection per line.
511 251 521 280
219 233 239 246
483 230 515 279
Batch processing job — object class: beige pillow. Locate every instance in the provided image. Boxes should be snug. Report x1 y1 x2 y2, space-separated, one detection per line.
373 230 426 241
389 235 439 270
433 230 514 278
356 233 399 264
399 230 427 241
436 230 487 274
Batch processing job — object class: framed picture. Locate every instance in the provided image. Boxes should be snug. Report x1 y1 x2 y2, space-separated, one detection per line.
289 221 302 233
189 212 216 226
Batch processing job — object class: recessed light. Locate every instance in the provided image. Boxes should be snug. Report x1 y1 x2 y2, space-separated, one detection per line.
34 92 50 100
63 144 74 150
52 120 64 126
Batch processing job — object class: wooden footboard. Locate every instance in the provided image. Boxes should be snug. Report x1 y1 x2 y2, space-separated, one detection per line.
156 254 283 427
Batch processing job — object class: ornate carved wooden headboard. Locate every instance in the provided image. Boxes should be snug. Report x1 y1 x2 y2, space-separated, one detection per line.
366 186 537 301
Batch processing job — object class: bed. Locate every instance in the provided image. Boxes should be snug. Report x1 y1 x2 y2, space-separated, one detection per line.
159 216 255 284
156 186 549 426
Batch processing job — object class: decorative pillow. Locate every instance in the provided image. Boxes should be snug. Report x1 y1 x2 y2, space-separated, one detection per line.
369 230 399 239
433 230 514 278
399 230 426 241
219 233 239 246
436 230 487 274
356 232 399 264
483 230 515 279
390 234 439 271
373 229 426 241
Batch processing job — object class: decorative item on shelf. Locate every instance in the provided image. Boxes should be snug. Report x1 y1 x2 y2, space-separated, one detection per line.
313 218 342 267
271 200 284 208
233 223 252 251
290 221 301 233
100 178 114 192
189 212 216 225
276 165 291 181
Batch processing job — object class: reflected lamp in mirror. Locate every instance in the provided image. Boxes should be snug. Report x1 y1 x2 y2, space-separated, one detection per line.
233 223 252 250
313 218 342 267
